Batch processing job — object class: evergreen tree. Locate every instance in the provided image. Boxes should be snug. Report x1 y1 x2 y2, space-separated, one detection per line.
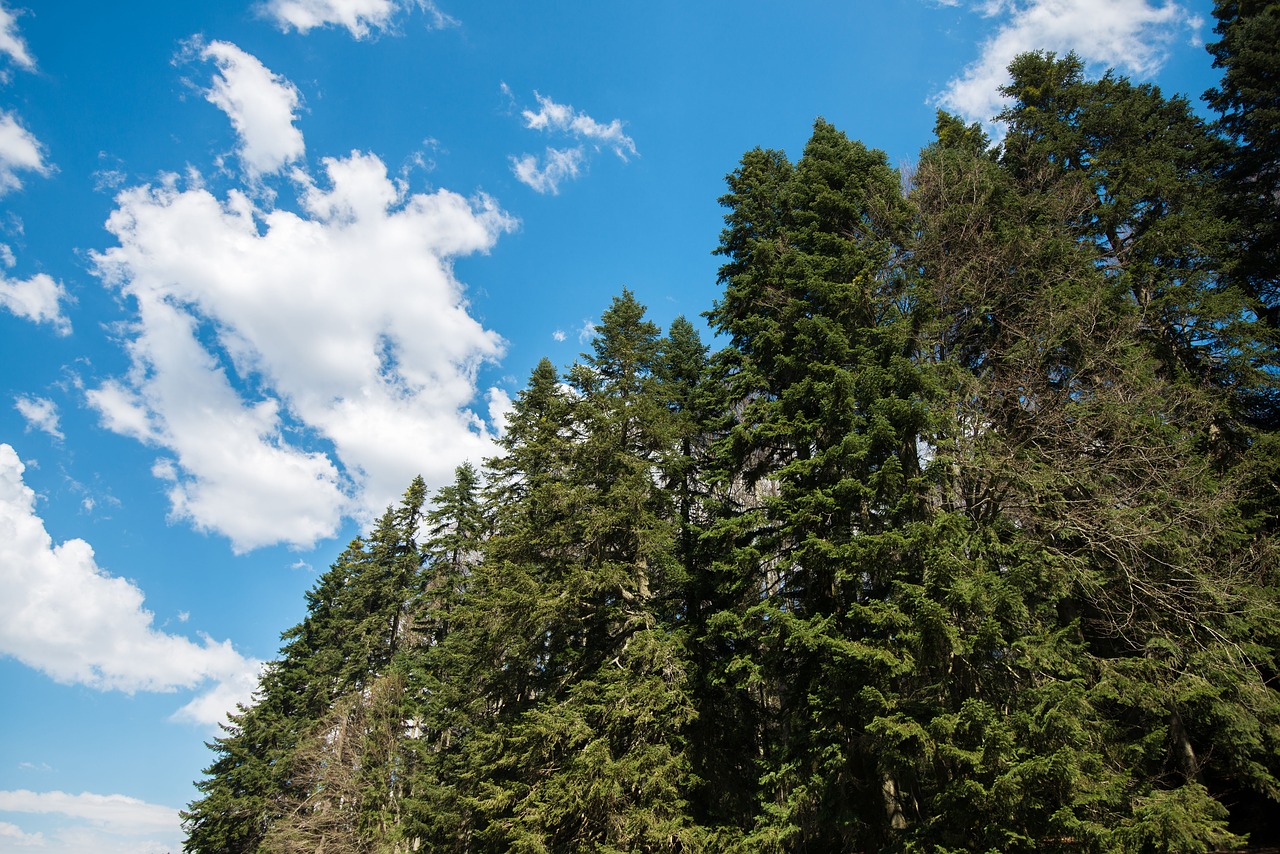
184 481 430 853
470 293 701 852
1206 0 1280 334
914 56 1280 849
184 49 1280 851
182 538 368 853
707 119 944 850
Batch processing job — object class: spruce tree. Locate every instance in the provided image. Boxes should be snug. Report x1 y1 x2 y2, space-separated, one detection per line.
707 119 945 850
1206 0 1280 334
184 481 430 853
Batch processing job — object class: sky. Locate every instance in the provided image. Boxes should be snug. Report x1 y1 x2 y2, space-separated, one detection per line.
0 0 1226 849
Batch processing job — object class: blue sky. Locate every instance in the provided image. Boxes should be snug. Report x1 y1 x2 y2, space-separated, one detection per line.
0 0 1224 849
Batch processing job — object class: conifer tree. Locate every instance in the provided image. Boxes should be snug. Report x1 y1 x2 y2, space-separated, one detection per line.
913 57 1280 849
1206 0 1280 334
463 293 701 852
707 119 946 850
184 481 430 853
183 47 1280 851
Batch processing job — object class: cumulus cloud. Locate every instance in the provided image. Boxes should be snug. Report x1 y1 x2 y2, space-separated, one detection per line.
199 40 305 179
14 395 62 439
0 821 43 846
90 152 515 550
0 2 34 72
87 298 347 551
485 387 513 437
0 111 48 195
0 444 261 721
0 246 71 334
263 0 455 38
935 0 1200 123
511 146 583 195
509 90 636 193
0 790 180 854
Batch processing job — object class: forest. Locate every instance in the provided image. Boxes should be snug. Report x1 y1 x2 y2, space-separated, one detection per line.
182 4 1280 852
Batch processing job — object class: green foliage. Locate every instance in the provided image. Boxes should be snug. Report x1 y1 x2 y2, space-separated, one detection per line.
1206 1 1280 334
186 47 1280 853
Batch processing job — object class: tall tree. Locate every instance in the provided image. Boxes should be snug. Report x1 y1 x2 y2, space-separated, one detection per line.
418 302 706 852
706 119 946 850
918 54 1280 848
1206 0 1280 334
184 481 430 853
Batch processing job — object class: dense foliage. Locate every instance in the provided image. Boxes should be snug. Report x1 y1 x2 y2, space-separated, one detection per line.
185 28 1279 854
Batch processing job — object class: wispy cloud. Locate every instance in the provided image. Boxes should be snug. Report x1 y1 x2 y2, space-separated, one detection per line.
0 789 182 853
508 89 636 194
0 111 48 195
0 444 261 723
521 92 637 161
0 820 42 847
263 0 456 39
933 0 1200 124
510 146 583 195
0 2 34 73
14 395 62 440
0 7 45 191
196 40 305 179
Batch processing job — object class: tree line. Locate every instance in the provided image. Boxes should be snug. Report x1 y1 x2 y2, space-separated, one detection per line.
183 6 1280 851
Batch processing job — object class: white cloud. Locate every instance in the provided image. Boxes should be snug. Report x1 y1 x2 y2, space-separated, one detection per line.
199 40 305 179
0 790 177 833
0 245 71 334
577 319 598 343
0 443 261 721
0 821 43 846
0 790 180 854
935 0 1199 123
14 395 62 440
86 297 348 552
90 152 515 550
521 92 638 161
485 387 513 437
263 0 456 38
511 146 583 195
0 111 48 195
17 763 54 773
509 91 636 193
0 3 34 72
552 329 566 342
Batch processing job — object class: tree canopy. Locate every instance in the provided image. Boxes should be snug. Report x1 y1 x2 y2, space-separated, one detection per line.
185 37 1280 854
